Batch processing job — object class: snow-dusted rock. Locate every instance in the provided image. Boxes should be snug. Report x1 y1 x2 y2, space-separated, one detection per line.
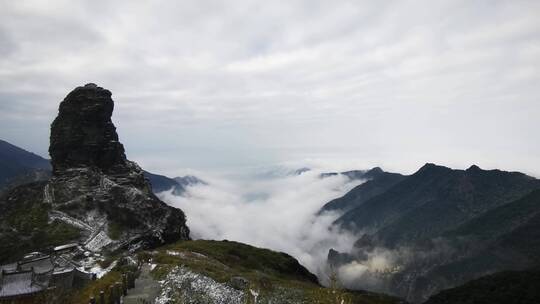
45 84 190 250
155 266 244 304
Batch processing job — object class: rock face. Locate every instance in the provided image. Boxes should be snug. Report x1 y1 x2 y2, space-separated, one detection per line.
49 83 127 174
46 83 189 250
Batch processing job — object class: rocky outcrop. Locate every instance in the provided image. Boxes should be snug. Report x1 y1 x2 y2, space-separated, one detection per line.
45 83 189 250
49 83 128 175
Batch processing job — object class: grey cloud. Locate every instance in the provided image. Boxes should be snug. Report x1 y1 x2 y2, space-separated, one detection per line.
0 0 539 174
0 28 18 57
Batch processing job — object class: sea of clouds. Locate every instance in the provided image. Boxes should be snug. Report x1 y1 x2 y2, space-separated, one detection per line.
157 164 363 280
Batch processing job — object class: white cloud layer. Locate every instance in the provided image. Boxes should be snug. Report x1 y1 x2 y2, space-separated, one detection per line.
1 0 539 175
157 167 360 278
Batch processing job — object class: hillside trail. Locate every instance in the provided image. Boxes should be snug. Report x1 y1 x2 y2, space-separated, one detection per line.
123 264 161 304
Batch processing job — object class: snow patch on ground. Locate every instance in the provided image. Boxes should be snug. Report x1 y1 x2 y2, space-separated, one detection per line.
155 266 244 304
250 289 260 303
167 250 186 258
85 259 117 279
125 186 143 200
100 176 117 190
85 230 113 252
191 252 207 259
49 210 93 231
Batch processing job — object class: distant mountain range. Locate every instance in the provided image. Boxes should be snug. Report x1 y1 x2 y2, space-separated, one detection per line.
0 139 51 190
143 171 205 195
336 163 540 246
323 164 540 302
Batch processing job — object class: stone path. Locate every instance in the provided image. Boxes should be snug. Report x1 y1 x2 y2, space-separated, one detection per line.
123 264 161 304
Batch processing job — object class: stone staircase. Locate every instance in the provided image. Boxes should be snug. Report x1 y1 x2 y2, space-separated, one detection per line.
122 264 161 304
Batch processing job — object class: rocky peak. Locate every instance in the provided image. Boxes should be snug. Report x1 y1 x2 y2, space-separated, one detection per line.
49 83 128 175
44 83 190 250
416 163 452 175
364 166 384 178
466 164 482 172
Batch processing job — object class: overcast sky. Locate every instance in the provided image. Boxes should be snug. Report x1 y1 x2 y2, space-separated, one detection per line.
1 0 539 176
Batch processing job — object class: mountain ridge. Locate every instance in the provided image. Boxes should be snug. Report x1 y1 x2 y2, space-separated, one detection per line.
326 163 540 302
336 163 540 245
319 167 406 214
0 139 51 190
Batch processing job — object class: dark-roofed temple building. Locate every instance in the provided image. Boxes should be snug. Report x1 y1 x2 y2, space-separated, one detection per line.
0 245 95 302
